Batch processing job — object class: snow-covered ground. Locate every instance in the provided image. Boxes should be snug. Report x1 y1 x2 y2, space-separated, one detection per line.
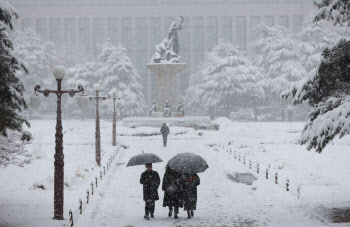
1 119 350 226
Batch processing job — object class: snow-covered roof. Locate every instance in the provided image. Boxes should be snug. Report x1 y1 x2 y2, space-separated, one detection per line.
8 0 314 6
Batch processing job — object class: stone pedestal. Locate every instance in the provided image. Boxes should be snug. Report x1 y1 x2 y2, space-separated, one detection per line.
146 63 187 112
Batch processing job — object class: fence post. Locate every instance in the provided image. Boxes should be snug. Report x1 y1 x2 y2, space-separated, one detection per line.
257 164 260 174
275 173 278 184
266 169 269 179
286 179 289 191
249 160 251 169
100 171 103 180
79 198 82 214
87 189 89 204
69 209 73 227
95 177 98 187
243 157 246 165
91 182 94 195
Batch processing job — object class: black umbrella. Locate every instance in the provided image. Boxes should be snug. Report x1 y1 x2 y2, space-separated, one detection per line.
127 152 163 167
168 152 209 174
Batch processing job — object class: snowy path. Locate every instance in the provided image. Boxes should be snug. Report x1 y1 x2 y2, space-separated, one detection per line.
78 134 326 227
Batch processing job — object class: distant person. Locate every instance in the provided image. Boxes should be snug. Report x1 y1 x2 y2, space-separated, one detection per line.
140 163 160 220
162 165 183 219
160 123 170 147
181 173 200 219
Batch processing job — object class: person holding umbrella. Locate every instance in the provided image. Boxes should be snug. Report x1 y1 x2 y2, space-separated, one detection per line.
160 123 170 147
167 152 208 219
127 152 163 221
181 173 200 218
162 165 183 219
140 163 160 220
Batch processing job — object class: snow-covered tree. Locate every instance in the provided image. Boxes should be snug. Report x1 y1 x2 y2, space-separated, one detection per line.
0 0 29 136
249 24 307 94
284 39 350 152
13 29 54 91
314 0 350 26
97 42 146 118
293 21 338 73
186 42 265 118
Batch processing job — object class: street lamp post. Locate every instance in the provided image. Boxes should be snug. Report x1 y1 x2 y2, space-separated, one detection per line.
34 65 84 220
89 84 109 166
110 88 120 146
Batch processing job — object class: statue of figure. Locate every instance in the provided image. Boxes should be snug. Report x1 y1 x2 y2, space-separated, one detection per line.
151 16 186 63
164 101 171 117
178 101 184 116
149 100 157 116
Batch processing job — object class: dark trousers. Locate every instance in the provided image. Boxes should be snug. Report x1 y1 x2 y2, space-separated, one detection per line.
169 206 179 214
162 135 167 147
145 200 155 216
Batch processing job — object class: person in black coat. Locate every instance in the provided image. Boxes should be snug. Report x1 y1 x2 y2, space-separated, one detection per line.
140 163 160 220
162 165 183 219
160 123 170 147
181 173 200 219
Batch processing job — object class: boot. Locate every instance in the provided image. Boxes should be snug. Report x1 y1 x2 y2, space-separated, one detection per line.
150 213 155 218
174 214 179 219
168 208 173 217
187 210 191 219
191 210 194 217
144 215 150 220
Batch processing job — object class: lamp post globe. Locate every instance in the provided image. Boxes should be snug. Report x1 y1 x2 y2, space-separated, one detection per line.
53 65 66 80
93 83 101 92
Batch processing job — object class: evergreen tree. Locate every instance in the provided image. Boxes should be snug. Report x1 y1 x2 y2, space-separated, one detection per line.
186 42 265 118
314 0 350 26
13 29 54 91
284 39 350 152
249 24 307 94
293 21 338 73
97 42 146 118
0 0 29 136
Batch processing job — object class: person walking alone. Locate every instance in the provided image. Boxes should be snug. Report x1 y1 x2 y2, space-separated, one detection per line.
140 163 160 220
160 123 170 147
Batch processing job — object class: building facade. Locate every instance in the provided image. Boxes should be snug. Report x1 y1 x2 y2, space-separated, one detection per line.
9 0 314 103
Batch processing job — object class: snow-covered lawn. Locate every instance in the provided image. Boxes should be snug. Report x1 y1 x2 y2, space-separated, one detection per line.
0 119 349 226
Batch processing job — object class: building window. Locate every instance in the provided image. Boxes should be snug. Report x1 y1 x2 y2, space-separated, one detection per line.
93 18 104 52
107 18 118 45
65 18 75 46
264 16 274 27
293 15 304 33
122 17 133 58
50 19 62 44
36 19 47 41
179 17 190 92
279 16 289 28
21 18 31 31
135 17 147 92
79 18 90 48
236 16 247 50
193 16 204 70
207 16 218 51
250 16 261 28
222 16 232 43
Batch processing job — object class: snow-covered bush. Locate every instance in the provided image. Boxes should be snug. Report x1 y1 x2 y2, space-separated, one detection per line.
186 42 265 118
314 0 350 26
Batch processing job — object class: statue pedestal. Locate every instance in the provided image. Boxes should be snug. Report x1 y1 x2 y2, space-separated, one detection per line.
146 63 187 112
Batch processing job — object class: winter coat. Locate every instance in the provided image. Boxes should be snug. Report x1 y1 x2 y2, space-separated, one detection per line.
162 168 183 208
140 170 160 201
181 174 200 210
160 125 170 137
